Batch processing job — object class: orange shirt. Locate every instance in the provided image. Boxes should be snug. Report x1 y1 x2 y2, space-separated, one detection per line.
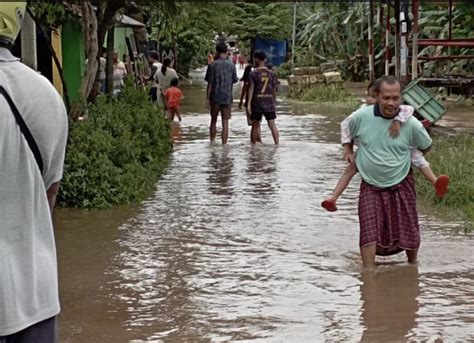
165 87 183 109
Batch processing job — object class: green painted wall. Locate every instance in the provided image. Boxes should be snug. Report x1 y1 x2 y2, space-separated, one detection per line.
62 21 85 102
113 27 134 60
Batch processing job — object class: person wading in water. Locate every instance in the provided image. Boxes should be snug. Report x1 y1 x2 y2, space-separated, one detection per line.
346 76 433 268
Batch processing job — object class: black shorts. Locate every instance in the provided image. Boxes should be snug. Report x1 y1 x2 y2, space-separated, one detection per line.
149 87 158 102
250 111 276 122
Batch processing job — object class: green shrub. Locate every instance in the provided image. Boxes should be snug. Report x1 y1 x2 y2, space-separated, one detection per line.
415 132 474 229
288 84 358 104
58 86 172 209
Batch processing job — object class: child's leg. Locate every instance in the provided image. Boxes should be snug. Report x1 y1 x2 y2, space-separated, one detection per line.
322 162 357 212
330 162 357 200
176 110 182 122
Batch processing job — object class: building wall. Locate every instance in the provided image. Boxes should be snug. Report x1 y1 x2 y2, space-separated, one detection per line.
62 21 85 102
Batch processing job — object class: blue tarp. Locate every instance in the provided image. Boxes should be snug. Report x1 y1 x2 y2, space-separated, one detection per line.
252 38 287 67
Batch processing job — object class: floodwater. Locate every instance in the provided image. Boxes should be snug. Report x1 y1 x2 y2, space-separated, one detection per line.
54 67 474 342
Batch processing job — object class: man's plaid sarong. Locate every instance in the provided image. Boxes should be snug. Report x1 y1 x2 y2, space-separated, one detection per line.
358 172 420 256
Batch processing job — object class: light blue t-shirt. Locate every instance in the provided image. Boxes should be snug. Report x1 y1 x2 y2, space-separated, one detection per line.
349 104 432 188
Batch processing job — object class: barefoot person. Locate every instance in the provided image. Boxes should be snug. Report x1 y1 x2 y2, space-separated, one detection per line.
205 43 238 144
165 78 183 122
247 51 280 145
322 81 449 212
341 76 433 268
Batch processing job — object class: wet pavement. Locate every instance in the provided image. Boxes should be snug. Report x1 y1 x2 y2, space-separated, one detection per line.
54 67 474 342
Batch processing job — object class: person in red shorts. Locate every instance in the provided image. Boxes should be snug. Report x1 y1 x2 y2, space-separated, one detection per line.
165 78 183 122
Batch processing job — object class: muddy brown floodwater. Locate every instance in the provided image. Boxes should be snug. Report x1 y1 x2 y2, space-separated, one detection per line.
54 67 474 342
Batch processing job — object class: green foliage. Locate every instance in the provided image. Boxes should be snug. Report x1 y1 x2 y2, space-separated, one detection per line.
28 1 79 28
296 2 378 80
288 84 358 104
417 2 474 76
227 3 293 42
148 2 294 73
58 85 172 209
415 133 474 229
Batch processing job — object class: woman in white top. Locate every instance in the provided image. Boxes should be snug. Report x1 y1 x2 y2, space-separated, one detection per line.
156 58 178 109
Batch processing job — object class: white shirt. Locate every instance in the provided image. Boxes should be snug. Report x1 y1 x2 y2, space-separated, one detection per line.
156 67 178 93
0 47 68 335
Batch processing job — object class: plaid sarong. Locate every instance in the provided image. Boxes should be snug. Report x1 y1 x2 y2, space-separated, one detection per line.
358 172 420 256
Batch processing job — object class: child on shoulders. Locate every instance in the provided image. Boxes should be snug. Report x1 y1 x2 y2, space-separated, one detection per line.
321 81 450 212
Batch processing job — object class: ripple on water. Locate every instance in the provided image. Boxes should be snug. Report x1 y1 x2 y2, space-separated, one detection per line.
56 80 473 343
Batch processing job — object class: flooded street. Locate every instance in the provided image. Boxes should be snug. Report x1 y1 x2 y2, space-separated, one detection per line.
55 68 473 342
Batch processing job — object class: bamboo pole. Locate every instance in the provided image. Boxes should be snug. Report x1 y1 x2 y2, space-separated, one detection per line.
291 0 297 73
395 0 401 78
411 0 419 79
385 3 390 75
368 0 375 81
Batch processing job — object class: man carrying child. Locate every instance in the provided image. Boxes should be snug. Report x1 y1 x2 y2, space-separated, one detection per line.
340 76 435 268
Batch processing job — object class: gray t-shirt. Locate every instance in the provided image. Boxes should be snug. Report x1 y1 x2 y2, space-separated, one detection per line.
205 58 238 105
0 47 68 336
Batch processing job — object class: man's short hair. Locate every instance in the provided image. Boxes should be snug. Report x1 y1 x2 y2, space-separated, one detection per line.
149 50 159 61
373 75 403 93
254 51 266 61
216 42 228 54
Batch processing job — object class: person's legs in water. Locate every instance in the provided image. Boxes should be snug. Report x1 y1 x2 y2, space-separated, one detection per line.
360 244 377 269
251 120 261 144
322 161 358 212
411 149 449 198
264 113 279 145
406 249 418 264
221 105 231 145
267 119 279 145
210 103 219 143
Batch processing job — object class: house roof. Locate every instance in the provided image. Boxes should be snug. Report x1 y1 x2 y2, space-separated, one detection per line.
115 14 145 28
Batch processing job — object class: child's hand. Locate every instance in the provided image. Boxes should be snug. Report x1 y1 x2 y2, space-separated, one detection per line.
389 120 401 138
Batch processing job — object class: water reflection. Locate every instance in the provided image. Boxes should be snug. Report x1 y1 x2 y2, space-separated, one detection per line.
245 145 278 200
207 146 235 197
360 266 420 342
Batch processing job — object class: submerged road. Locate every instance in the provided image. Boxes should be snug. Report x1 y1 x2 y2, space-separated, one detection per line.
55 68 474 342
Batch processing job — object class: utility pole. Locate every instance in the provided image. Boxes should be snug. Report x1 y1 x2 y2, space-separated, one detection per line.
291 0 297 73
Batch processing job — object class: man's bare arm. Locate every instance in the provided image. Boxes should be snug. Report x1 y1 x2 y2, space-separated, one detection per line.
247 85 254 112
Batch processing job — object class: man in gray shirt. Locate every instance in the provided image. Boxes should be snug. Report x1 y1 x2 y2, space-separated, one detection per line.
205 42 238 144
0 2 68 342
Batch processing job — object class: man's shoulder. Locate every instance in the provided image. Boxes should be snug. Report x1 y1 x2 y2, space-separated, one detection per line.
352 104 374 119
405 116 424 129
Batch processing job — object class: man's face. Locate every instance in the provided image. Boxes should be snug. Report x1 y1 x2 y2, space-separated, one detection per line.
376 81 401 117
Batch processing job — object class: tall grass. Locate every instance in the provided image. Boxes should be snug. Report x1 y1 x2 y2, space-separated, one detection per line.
288 84 358 104
415 132 474 230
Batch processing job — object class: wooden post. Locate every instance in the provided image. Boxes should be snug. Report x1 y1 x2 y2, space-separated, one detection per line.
411 0 419 79
385 3 390 75
448 0 453 73
106 26 115 96
400 8 408 83
368 0 375 81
